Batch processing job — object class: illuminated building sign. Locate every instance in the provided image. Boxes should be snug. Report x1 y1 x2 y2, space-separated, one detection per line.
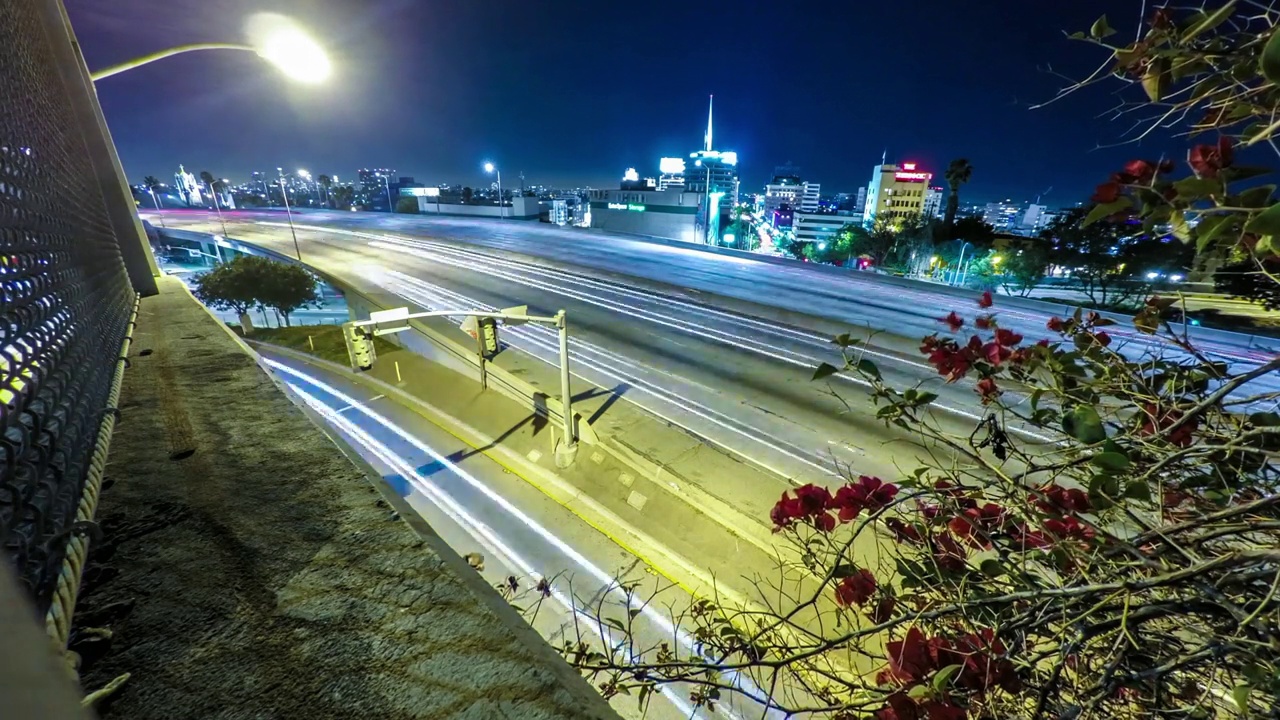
659 157 686 174
895 171 932 181
903 162 918 170
607 202 646 211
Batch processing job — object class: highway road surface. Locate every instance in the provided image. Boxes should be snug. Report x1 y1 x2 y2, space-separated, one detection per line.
258 346 780 720
154 209 1280 489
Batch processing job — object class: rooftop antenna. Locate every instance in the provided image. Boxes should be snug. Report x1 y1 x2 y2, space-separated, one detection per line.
704 94 714 152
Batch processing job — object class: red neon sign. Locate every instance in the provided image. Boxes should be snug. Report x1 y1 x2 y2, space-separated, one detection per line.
895 171 932 181
902 162 917 170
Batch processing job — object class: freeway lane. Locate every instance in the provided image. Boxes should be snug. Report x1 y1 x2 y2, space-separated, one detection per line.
260 348 774 720
163 214 1004 491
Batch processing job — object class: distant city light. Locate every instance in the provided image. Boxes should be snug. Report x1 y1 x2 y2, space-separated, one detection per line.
818 242 827 250
1170 274 1184 282
659 157 686 175
723 233 735 244
1146 271 1160 280
623 167 640 182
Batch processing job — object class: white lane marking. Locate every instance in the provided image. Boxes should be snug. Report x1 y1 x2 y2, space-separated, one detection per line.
275 366 755 719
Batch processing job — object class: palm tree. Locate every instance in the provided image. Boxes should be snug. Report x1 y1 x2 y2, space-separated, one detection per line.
143 175 164 209
943 158 973 239
461 186 474 205
317 174 332 207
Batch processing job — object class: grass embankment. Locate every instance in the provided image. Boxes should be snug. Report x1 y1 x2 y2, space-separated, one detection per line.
231 324 399 365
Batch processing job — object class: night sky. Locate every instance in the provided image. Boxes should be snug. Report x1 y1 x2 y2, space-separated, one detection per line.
69 0 1184 204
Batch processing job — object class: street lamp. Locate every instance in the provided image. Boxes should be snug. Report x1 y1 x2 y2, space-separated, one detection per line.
484 162 504 219
277 168 302 261
205 180 229 238
90 13 331 84
952 241 974 287
376 172 393 213
297 169 314 206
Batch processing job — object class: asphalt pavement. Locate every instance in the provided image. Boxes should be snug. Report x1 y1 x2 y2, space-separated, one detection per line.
152 209 1280 490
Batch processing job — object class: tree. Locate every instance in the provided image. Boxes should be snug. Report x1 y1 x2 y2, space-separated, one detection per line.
395 196 419 214
255 261 322 327
192 255 265 333
331 185 355 210
942 159 973 239
317 174 333 207
461 186 474 205
998 245 1049 296
1216 258 1280 311
1042 207 1153 308
539 290 1280 718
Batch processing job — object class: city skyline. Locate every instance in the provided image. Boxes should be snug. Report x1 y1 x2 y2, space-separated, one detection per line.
72 0 1182 204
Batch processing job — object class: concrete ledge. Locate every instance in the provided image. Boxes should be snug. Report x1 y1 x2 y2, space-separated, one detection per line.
76 276 616 719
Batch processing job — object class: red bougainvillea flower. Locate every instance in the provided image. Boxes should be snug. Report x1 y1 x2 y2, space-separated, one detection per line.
1009 522 1051 550
1188 137 1234 178
771 484 835 530
994 328 1023 347
834 568 878 607
977 290 994 309
884 517 924 544
1046 316 1065 332
948 503 1007 548
878 627 935 685
982 341 1010 366
867 595 896 624
939 311 964 332
953 629 1023 694
1122 159 1157 183
1091 180 1122 204
975 377 1001 404
1138 403 1198 447
1044 516 1096 543
974 314 995 330
875 693 967 720
933 531 969 571
849 475 899 511
1036 484 1091 515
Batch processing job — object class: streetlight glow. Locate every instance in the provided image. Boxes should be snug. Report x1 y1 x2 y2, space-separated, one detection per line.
297 169 311 179
484 162 496 174
246 13 332 84
992 255 1003 265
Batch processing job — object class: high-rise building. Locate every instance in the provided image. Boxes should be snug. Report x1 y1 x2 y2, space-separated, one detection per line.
1018 204 1051 234
358 168 397 211
173 164 203 207
923 186 943 219
763 168 803 228
983 201 1024 231
863 161 933 227
684 95 739 242
800 182 820 213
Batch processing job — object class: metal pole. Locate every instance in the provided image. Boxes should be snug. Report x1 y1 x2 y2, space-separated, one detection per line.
279 174 302 261
91 43 255 82
476 327 488 390
383 176 393 213
953 243 969 286
557 310 575 451
496 170 504 219
208 181 228 237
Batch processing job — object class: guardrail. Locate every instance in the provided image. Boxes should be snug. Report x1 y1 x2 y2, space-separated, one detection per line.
154 228 598 449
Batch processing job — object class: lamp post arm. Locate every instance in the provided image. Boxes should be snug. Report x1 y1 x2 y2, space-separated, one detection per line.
91 43 255 81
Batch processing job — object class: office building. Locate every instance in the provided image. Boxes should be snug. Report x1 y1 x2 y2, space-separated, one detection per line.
587 188 702 242
793 212 852 246
983 201 1025 232
800 182 820 213
923 186 943 219
1019 204 1051 234
763 170 803 228
863 161 933 226
358 168 397 211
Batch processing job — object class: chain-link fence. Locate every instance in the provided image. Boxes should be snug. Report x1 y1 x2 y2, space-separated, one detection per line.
1 2 137 618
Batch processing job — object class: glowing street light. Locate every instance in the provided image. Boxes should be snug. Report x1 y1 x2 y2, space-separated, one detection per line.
90 13 331 84
992 255 1003 265
484 162 505 219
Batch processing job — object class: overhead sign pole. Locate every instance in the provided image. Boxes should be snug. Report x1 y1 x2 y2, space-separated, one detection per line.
343 305 578 466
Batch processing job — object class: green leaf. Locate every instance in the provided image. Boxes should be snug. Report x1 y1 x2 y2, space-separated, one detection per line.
832 333 853 347
831 563 863 578
1223 166 1271 184
1089 473 1122 506
718 625 741 638
1248 411 1280 427
1091 451 1131 473
1231 683 1251 714
1141 61 1168 102
857 357 881 380
1063 405 1107 444
1182 2 1236 43
1195 213 1236 253
933 664 963 691
813 362 840 381
915 391 938 405
1124 481 1153 502
1170 209 1192 242
1246 202 1280 236
1083 197 1132 226
1236 185 1276 209
1263 24 1280 85
1172 176 1222 199
979 559 1006 578
907 684 933 701
1090 14 1116 38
